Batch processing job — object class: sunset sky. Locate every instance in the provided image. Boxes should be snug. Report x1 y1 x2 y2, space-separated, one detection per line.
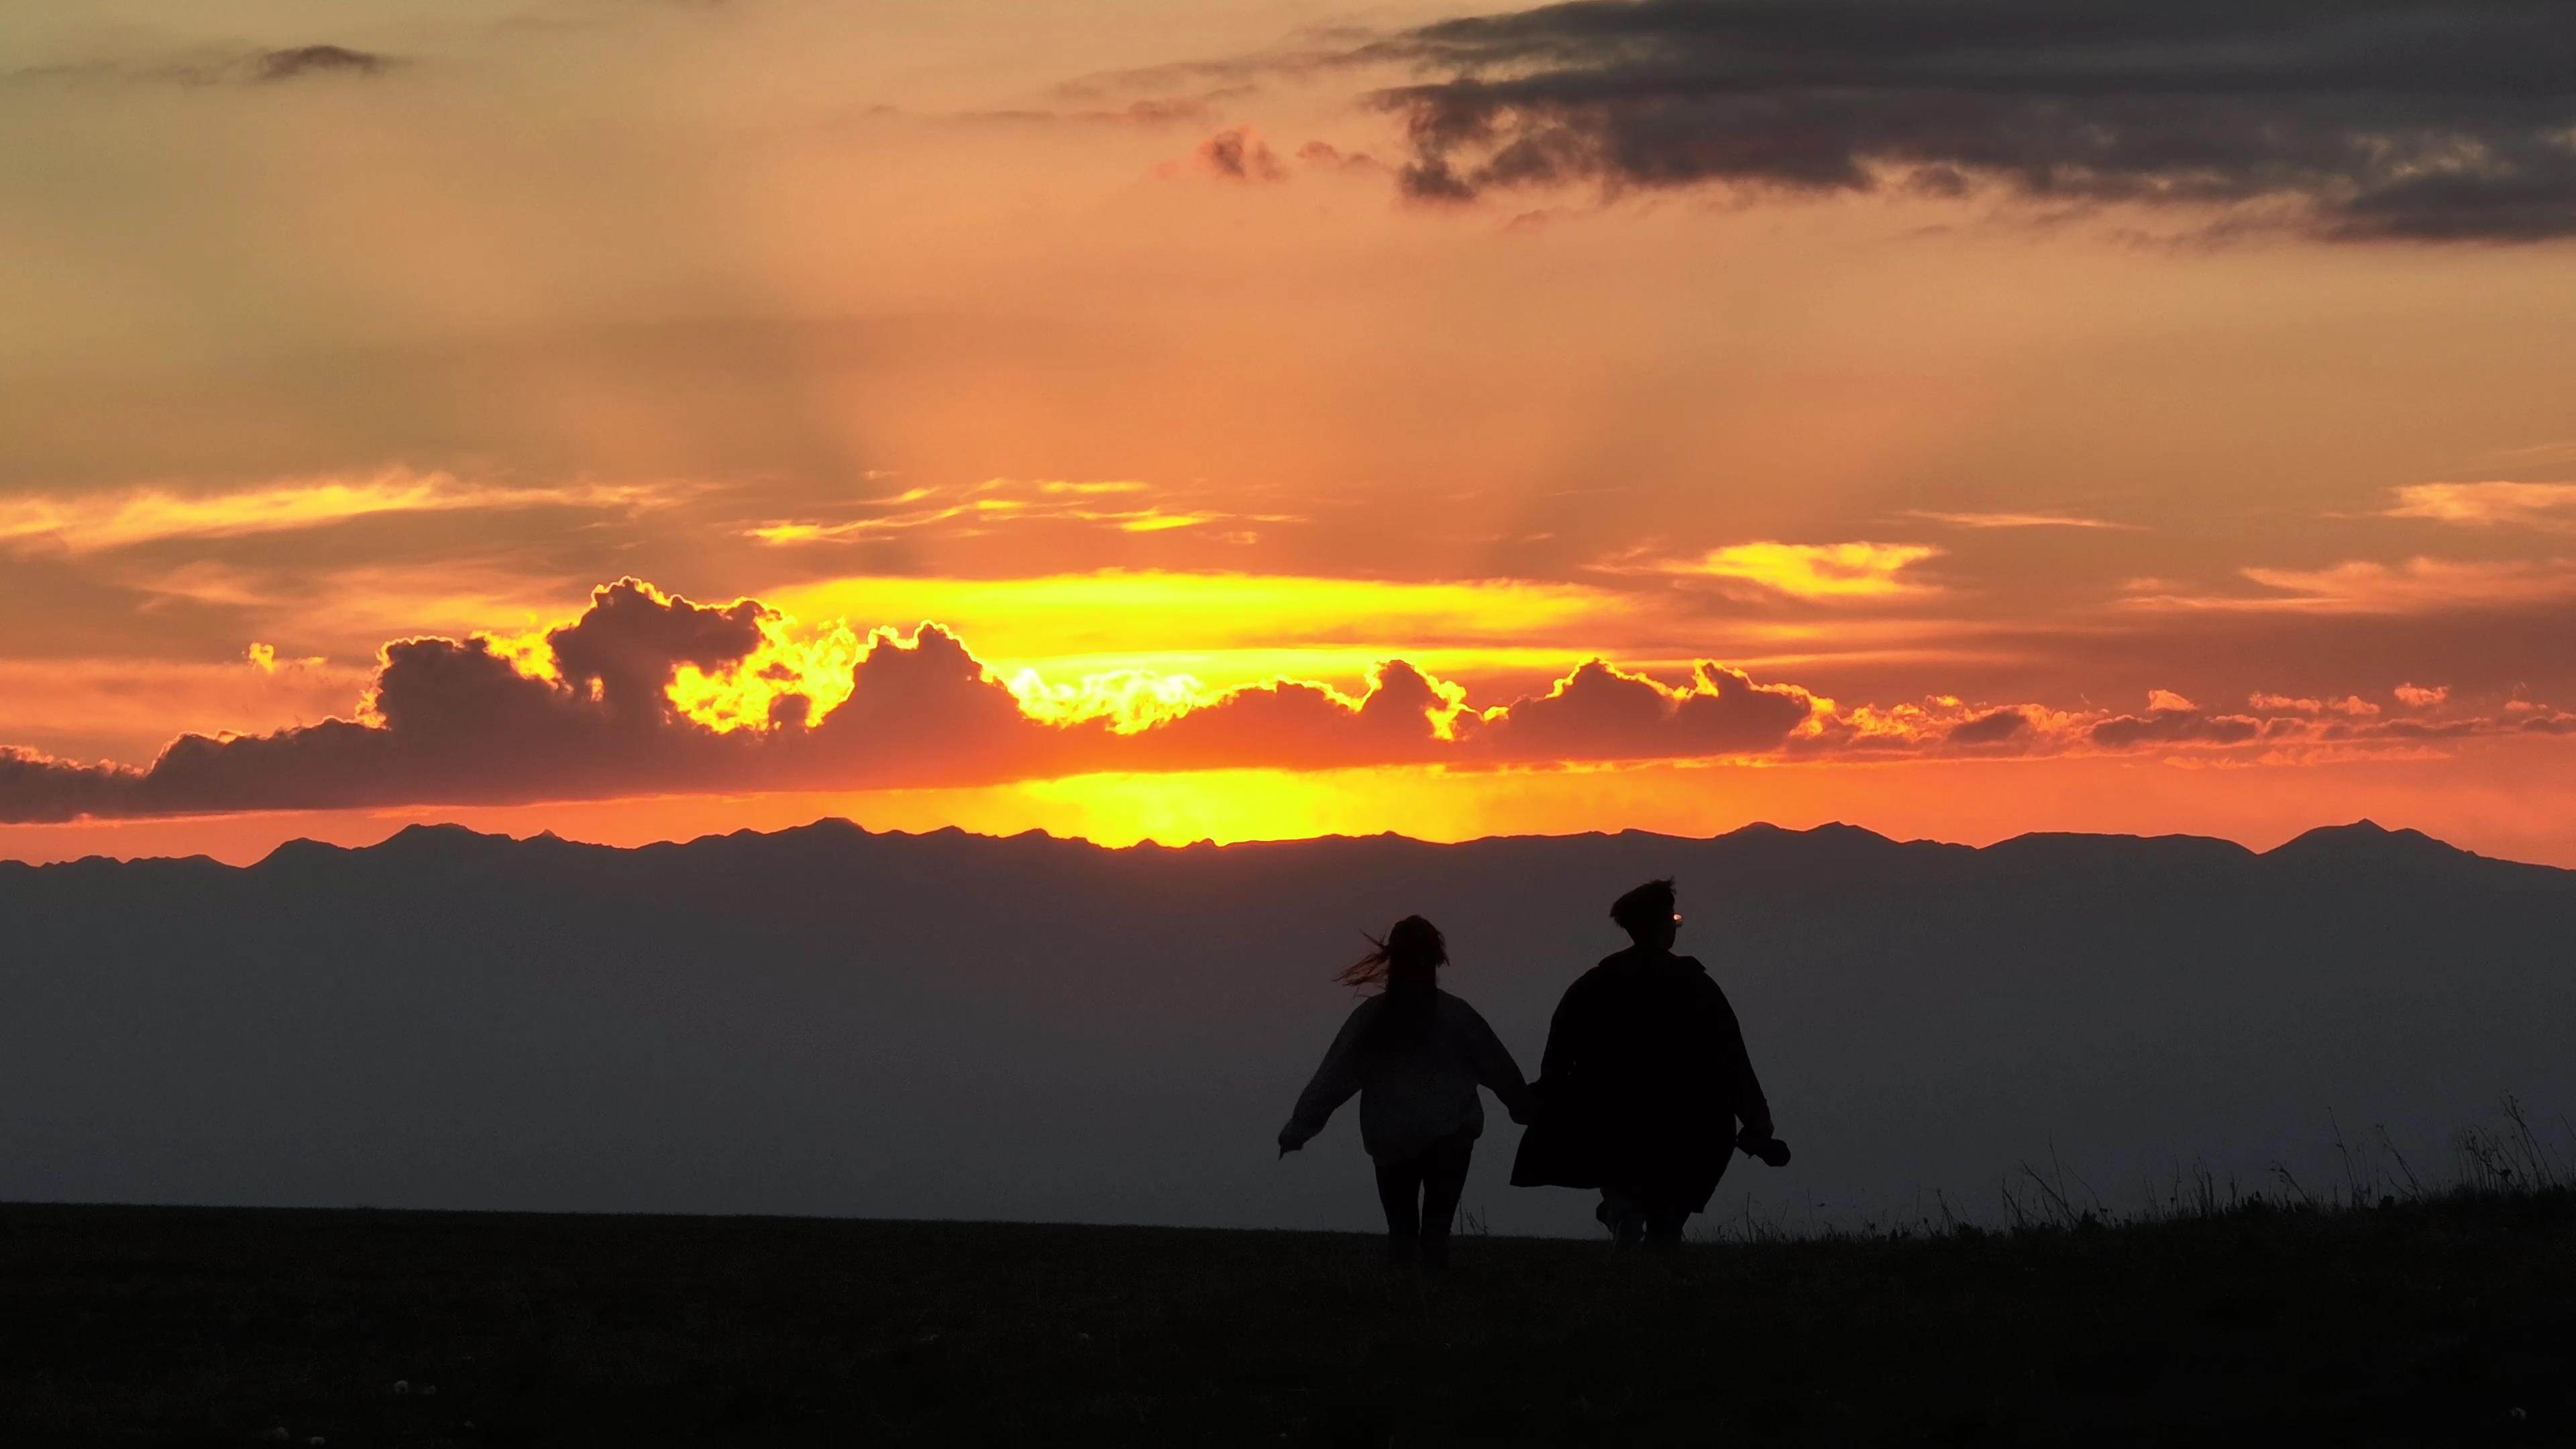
6 0 2576 865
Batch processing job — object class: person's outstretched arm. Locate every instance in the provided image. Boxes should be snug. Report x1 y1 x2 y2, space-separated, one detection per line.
1277 1003 1371 1152
1456 1001 1537 1124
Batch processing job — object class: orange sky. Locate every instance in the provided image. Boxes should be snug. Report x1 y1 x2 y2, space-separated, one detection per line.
4 1 2575 866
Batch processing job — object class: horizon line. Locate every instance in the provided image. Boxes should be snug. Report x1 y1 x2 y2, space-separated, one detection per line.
2 814 2537 875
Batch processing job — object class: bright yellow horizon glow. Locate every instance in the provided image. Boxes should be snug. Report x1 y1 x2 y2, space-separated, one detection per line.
762 571 1642 659
753 570 1662 702
9 739 2573 870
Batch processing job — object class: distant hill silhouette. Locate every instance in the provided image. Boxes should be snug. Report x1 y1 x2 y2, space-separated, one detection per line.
3 820 2570 1236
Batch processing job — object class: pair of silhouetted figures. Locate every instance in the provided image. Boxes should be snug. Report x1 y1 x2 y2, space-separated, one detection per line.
1279 877 1791 1267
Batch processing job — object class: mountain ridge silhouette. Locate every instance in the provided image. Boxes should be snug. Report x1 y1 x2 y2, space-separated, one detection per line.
1 815 2568 1234
1 814 2547 879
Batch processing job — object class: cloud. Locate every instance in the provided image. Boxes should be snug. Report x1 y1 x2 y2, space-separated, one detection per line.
2 577 2566 823
1902 511 2135 531
1823 684 2555 759
1943 706 2037 746
2070 685 2569 752
0 472 672 555
956 95 1235 129
1112 661 1469 771
1191 127 1288 182
1349 0 2576 241
2125 557 2576 613
2249 693 2380 718
2088 693 2263 750
1109 509 1223 532
543 579 775 721
1468 659 1820 760
13 44 398 88
747 478 1273 546
2383 482 2576 529
252 46 388 83
1 581 928 822
1296 140 1387 174
1625 541 1942 600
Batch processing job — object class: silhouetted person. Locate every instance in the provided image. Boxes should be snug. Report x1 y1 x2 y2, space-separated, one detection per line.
1279 915 1535 1270
1512 878 1786 1249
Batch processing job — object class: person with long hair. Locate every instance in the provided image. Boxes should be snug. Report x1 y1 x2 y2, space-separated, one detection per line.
1277 915 1535 1270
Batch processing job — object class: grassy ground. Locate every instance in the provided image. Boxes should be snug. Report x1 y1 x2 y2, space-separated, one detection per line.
1 1191 2570 1446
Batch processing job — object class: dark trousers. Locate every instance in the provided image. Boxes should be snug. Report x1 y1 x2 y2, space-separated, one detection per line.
1373 1129 1474 1269
1599 1186 1693 1248
1602 1153 1729 1249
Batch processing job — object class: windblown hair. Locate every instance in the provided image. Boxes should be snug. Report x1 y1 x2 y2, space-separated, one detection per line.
1338 914 1446 1051
1610 878 1677 937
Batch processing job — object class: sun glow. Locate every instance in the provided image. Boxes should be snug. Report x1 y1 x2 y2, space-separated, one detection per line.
761 571 1642 670
667 615 867 733
1003 667 1224 733
479 627 563 682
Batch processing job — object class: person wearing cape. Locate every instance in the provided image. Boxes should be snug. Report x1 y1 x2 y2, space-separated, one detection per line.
1513 877 1789 1248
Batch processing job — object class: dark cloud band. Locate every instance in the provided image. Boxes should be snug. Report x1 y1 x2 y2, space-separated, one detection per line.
10 44 395 89
252 46 389 83
1357 0 2576 240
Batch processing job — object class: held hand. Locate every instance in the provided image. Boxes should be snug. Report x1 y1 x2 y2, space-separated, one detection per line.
1737 1126 1792 1168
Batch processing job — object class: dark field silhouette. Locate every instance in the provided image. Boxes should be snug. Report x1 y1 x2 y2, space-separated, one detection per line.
3 818 2573 1236
4 1188 2570 1445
